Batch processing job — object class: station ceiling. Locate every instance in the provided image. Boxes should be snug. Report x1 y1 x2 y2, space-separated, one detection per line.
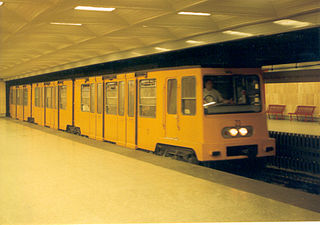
0 0 319 81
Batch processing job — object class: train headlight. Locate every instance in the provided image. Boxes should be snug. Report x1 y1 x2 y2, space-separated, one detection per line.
229 128 238 137
239 127 248 136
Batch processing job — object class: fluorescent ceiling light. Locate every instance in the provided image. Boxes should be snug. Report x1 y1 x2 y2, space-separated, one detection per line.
0 2 3 6
178 11 211 16
223 30 253 37
155 47 170 52
75 6 115 12
273 19 312 28
186 40 205 44
50 22 82 26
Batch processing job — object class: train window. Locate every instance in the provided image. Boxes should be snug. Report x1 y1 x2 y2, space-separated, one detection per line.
40 87 44 108
97 83 103 114
17 89 21 105
167 79 177 114
59 86 67 110
46 87 52 108
90 84 96 113
139 79 156 118
181 76 196 115
23 88 28 106
54 87 58 109
106 82 118 115
128 80 135 117
118 81 125 116
35 88 39 107
203 75 262 114
81 84 90 112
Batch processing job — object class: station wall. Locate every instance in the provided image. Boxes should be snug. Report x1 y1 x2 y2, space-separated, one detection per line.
0 81 6 117
265 82 320 117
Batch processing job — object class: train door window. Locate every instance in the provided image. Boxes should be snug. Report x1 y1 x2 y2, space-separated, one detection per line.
17 89 20 105
118 81 125 116
167 79 177 114
97 83 103 114
106 82 118 115
90 84 96 113
23 88 28 106
54 87 58 109
40 87 44 107
59 86 67 110
181 76 196 115
128 80 135 117
81 84 90 112
52 87 55 109
139 79 156 118
35 88 39 107
46 87 52 108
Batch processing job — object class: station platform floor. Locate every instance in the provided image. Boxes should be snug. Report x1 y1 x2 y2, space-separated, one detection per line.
1 118 320 223
267 118 320 136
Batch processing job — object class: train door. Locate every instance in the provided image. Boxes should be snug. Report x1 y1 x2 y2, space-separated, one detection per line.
16 87 23 120
52 84 59 129
96 78 103 140
58 80 72 131
10 87 17 119
104 78 118 142
23 85 31 121
165 78 179 139
44 84 54 128
126 74 137 149
117 75 126 146
89 81 96 139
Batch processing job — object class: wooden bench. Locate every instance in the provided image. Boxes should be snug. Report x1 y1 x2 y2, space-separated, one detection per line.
266 104 286 120
288 105 316 121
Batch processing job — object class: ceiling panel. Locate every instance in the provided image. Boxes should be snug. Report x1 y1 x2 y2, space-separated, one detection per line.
0 0 319 80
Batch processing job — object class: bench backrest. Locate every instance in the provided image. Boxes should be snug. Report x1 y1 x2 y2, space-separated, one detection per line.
267 104 286 113
295 106 316 114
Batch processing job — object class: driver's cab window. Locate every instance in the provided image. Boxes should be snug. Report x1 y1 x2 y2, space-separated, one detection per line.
203 75 261 114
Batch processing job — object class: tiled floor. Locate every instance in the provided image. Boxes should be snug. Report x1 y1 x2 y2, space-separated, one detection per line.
267 119 320 135
0 118 320 224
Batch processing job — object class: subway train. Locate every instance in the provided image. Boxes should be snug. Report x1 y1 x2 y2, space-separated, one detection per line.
9 66 275 163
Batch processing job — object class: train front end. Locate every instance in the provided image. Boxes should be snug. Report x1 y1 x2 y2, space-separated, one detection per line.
200 68 275 161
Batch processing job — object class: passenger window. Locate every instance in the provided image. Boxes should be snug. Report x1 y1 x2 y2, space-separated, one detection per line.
59 86 67 110
182 76 196 115
46 87 52 108
128 80 135 117
139 79 156 118
106 82 118 115
167 79 177 114
81 84 90 112
90 84 96 113
97 83 103 114
23 88 28 106
118 81 125 116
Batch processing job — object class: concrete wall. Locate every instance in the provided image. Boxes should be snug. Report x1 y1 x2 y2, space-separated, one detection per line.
0 81 6 117
265 82 320 116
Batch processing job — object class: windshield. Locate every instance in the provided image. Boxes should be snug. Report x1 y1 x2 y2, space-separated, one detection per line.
203 75 262 114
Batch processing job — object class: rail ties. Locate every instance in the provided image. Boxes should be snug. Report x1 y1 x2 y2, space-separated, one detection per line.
268 131 320 174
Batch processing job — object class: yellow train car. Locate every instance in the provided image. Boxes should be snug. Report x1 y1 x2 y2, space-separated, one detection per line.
74 76 103 140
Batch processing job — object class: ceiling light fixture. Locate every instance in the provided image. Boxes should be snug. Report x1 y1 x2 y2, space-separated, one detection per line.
186 40 205 44
273 19 312 28
0 2 4 6
178 11 211 16
50 22 82 26
222 30 253 37
155 47 170 52
75 6 115 12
